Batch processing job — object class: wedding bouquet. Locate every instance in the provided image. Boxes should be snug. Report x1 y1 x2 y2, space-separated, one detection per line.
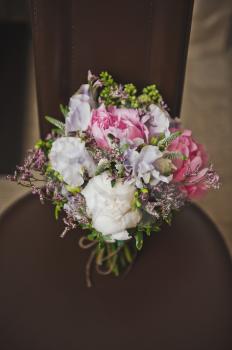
9 71 219 286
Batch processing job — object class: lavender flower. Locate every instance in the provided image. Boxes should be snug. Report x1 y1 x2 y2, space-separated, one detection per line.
125 145 172 188
63 194 89 225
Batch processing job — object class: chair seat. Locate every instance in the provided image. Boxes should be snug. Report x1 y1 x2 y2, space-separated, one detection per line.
0 193 231 350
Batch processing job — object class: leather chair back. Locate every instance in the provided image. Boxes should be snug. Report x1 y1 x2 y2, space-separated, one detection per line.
30 0 194 137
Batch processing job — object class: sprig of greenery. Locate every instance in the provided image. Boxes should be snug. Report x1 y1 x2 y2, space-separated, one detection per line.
98 71 163 109
53 200 66 220
45 164 63 182
124 83 138 108
164 151 187 161
138 84 162 107
60 104 69 118
45 116 65 133
95 159 111 176
35 138 53 155
135 230 144 250
158 131 182 150
99 71 120 106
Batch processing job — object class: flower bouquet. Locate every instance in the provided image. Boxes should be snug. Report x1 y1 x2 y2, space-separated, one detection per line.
9 71 219 286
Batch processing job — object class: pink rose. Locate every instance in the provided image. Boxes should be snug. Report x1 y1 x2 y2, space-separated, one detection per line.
90 105 148 149
168 129 211 198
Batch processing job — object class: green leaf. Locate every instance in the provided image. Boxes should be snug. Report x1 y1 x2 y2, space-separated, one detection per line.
153 225 161 232
164 151 187 160
119 252 126 268
119 143 129 153
164 214 172 226
87 231 98 241
65 185 81 194
45 116 65 132
135 199 142 208
112 262 119 276
135 231 143 250
123 244 133 263
150 136 158 146
54 202 63 220
95 160 111 176
158 131 181 150
111 179 116 187
60 104 69 118
145 224 151 236
140 188 148 194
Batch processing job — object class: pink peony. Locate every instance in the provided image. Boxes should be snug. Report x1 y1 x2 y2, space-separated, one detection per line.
168 129 213 198
90 105 148 149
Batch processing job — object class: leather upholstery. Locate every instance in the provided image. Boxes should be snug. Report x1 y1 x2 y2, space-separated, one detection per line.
0 194 231 349
30 0 193 137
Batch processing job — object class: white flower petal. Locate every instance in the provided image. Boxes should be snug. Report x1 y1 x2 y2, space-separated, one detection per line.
49 137 96 187
146 104 170 137
111 231 131 241
125 145 171 188
66 92 91 133
82 172 141 241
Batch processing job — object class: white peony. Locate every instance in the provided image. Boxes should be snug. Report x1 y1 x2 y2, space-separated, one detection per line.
49 137 96 187
65 84 92 133
144 104 170 138
125 145 172 188
82 172 142 241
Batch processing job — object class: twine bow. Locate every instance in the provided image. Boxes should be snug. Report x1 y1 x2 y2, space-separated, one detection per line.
78 236 123 287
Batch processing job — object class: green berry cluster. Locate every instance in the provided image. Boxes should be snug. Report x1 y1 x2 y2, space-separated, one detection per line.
99 71 115 86
124 83 138 108
99 71 119 106
35 138 53 156
98 71 163 109
138 84 162 106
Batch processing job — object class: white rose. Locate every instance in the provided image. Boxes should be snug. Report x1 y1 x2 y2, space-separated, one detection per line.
145 104 170 137
65 84 92 133
82 172 142 241
49 137 96 187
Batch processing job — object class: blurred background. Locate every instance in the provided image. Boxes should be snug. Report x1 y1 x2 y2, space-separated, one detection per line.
0 0 231 253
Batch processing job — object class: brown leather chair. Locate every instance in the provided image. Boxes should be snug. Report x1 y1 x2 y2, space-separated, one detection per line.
0 1 231 349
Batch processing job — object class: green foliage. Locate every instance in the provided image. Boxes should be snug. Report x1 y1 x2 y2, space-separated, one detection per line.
124 83 138 108
65 185 81 194
137 84 162 107
132 190 142 209
35 138 53 155
87 229 105 249
164 151 187 161
119 143 130 153
53 200 66 220
95 160 111 176
123 244 133 263
100 71 115 86
111 179 116 187
153 225 161 232
45 164 63 182
100 85 117 106
45 116 65 133
87 230 98 241
99 71 119 106
60 104 69 118
164 213 172 226
150 136 159 146
124 83 137 95
144 223 152 236
98 71 163 109
135 230 143 250
158 131 182 150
